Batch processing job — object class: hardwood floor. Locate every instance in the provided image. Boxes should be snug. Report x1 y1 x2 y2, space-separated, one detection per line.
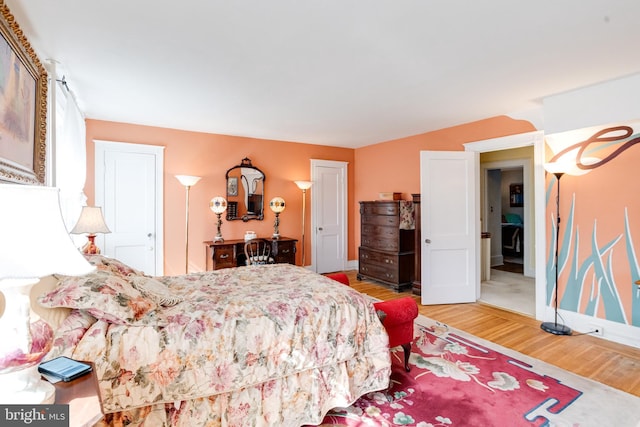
344 270 640 397
492 261 524 274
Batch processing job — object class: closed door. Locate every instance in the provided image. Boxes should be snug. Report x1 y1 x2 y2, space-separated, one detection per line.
95 140 164 275
421 150 479 304
311 159 348 273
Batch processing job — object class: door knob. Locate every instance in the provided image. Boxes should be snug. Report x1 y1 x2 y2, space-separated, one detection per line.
318 227 323 231
425 239 431 244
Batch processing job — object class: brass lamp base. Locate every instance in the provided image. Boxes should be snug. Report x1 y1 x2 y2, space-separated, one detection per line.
81 234 101 254
214 213 224 242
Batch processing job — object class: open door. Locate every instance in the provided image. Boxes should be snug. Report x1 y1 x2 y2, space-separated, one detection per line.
421 151 479 305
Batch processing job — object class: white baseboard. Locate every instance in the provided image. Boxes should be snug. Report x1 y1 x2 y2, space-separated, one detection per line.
351 259 639 349
543 307 640 349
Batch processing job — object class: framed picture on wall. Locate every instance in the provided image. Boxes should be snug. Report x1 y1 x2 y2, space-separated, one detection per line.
510 183 523 207
227 177 238 196
0 3 48 184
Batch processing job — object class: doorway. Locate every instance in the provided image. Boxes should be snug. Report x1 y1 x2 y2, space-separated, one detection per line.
310 159 348 274
464 131 546 320
94 140 165 275
481 162 534 315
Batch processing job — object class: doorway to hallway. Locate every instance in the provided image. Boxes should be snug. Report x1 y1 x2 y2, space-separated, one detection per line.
474 145 537 317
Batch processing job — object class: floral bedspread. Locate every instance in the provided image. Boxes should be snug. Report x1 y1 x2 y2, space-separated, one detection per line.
44 262 391 426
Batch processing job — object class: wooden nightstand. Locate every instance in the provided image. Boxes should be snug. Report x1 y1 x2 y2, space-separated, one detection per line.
52 362 103 427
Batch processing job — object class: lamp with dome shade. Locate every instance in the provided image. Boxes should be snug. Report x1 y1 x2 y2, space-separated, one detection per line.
269 197 286 239
210 196 228 242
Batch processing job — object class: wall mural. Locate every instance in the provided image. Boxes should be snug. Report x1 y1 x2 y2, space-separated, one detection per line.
545 122 640 328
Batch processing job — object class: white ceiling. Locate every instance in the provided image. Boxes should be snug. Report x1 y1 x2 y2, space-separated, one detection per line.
6 0 640 148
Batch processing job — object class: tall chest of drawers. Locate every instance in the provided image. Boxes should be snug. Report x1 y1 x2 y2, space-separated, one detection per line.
358 201 415 291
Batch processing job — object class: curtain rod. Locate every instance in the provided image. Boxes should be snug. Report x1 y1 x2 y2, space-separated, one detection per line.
56 75 70 92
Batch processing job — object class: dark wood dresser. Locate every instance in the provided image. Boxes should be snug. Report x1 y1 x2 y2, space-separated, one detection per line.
204 237 297 270
358 201 415 291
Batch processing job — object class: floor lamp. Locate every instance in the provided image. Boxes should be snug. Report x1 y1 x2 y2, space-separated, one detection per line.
294 181 313 266
541 164 571 335
176 175 201 273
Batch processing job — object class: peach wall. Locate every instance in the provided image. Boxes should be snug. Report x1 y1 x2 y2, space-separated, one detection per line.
85 120 355 275
353 116 536 245
544 122 640 327
84 116 534 275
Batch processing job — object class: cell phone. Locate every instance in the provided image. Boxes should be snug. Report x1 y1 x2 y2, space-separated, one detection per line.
38 356 92 382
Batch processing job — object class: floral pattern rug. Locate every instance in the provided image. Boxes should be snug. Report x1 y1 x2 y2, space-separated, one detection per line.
317 317 640 426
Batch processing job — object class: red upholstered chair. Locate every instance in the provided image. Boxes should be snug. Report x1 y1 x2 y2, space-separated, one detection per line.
373 297 418 371
324 273 419 372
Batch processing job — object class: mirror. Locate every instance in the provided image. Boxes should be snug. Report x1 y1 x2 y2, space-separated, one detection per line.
226 158 265 222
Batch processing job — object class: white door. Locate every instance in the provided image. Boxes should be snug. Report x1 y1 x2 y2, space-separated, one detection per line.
421 151 479 304
311 159 348 273
95 140 164 275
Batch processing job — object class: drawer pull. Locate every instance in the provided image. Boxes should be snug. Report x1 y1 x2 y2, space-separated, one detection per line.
282 249 290 254
220 254 229 259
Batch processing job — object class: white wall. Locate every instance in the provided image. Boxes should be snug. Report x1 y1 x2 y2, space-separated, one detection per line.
544 72 640 134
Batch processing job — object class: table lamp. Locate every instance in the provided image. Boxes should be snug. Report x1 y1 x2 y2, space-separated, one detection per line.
0 184 95 404
269 197 286 239
70 206 111 254
210 196 228 242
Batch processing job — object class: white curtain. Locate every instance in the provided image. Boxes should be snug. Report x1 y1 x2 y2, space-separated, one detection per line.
54 81 87 240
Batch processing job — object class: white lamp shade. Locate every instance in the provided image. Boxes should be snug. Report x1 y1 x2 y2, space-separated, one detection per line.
294 180 313 190
269 197 286 213
0 185 95 280
175 175 201 187
544 156 600 176
210 196 228 214
70 206 111 234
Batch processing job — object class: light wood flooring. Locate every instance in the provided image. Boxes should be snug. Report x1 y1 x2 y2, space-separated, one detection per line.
344 270 640 397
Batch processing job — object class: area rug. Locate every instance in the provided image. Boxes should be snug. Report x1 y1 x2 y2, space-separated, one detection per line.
317 315 640 427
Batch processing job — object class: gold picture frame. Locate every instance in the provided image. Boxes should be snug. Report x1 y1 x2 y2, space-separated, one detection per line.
0 2 47 184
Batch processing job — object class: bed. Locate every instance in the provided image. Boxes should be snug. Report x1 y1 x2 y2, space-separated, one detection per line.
37 255 392 426
502 213 524 258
